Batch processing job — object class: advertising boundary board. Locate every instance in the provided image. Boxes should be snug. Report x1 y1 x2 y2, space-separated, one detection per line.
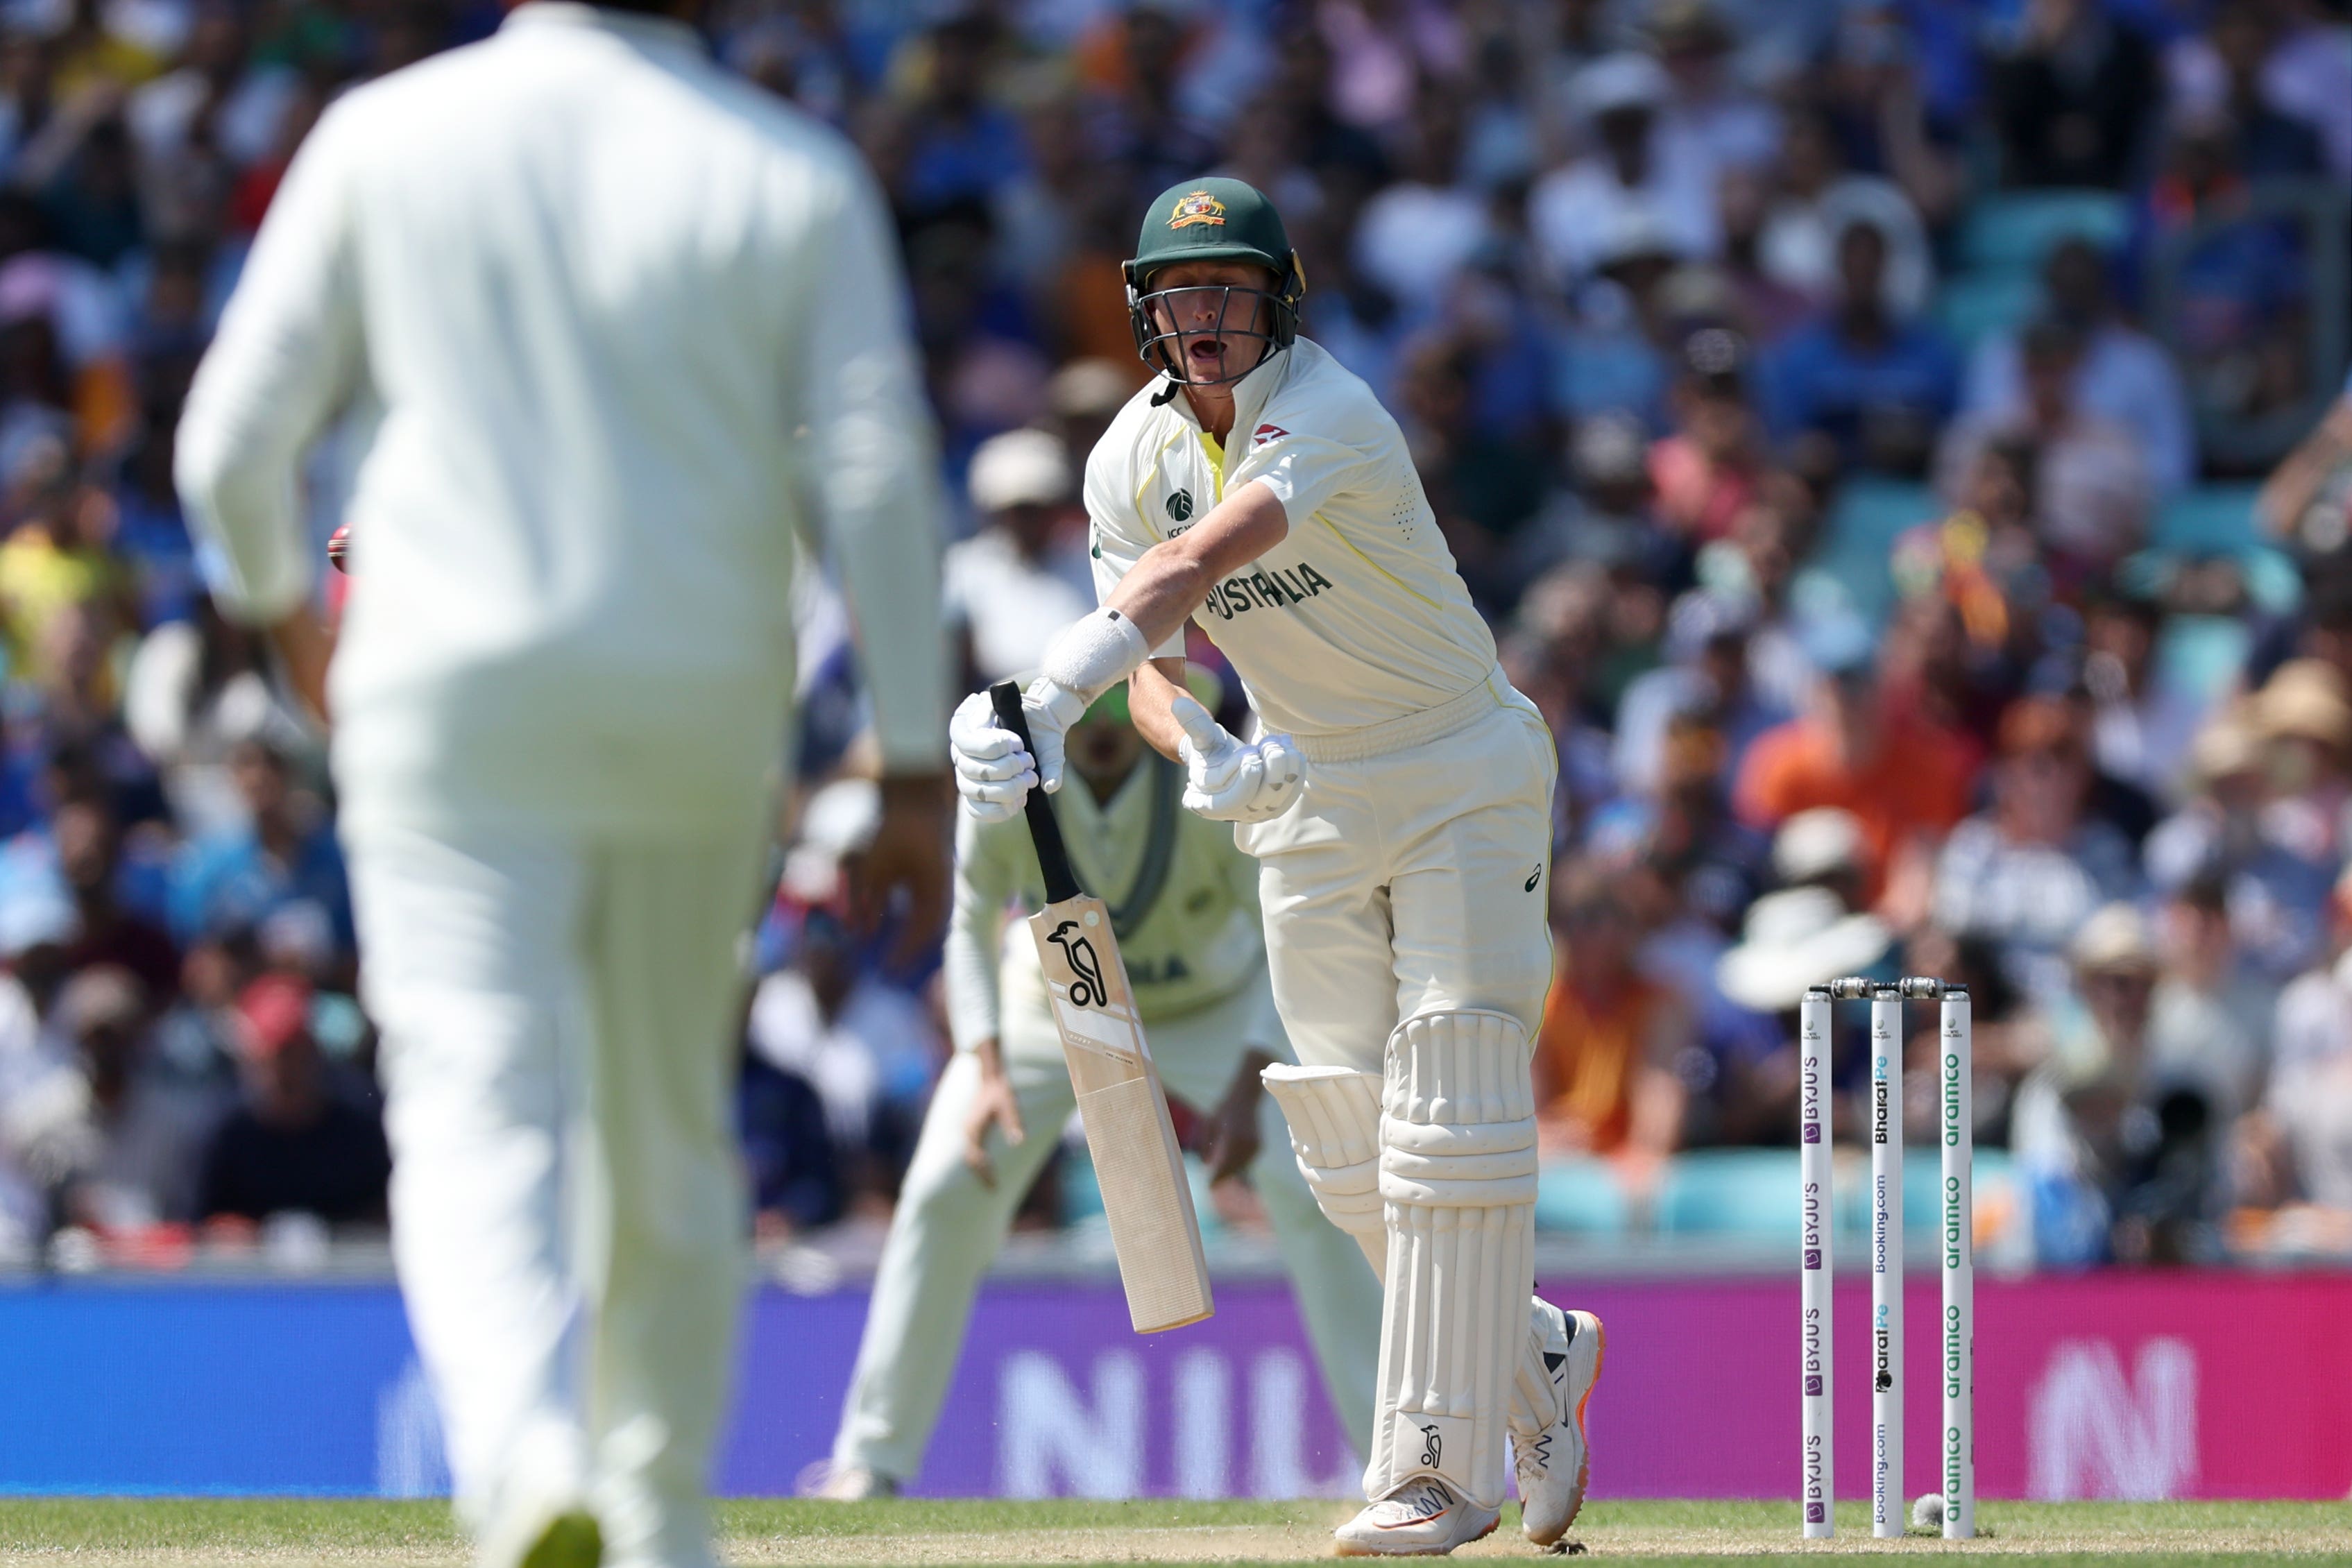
0 1272 2345 1499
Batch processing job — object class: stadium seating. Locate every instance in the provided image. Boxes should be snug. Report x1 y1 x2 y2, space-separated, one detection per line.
1936 189 2133 351
2154 486 2265 554
1959 190 2133 273
1934 269 2043 350
1816 479 1937 627
1534 1157 1634 1234
1657 1149 1805 1235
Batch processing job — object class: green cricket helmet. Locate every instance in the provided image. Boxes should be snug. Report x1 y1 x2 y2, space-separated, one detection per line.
1123 177 1307 386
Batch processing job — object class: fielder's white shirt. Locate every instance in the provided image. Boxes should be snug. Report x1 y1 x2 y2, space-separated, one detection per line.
1085 337 1498 738
176 3 945 837
941 755 1265 1053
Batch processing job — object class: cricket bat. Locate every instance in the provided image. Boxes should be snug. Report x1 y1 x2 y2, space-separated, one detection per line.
988 681 1213 1333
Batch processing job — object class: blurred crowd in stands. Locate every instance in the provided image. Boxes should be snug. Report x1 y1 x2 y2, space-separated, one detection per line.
0 0 2349 1272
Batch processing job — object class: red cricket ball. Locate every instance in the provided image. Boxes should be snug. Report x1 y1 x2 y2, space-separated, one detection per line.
327 525 350 573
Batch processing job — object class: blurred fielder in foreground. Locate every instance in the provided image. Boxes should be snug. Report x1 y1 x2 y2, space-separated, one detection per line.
818 676 1381 1499
952 176 1603 1556
173 3 949 1566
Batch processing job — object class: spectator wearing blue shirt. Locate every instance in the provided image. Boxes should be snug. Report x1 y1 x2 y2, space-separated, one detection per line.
2133 109 2317 439
1765 217 1958 475
2186 1 2330 182
1554 213 1686 433
109 427 202 628
168 739 351 957
1933 698 2147 1010
1963 237 2197 493
889 15 1031 212
1989 0 2159 189
739 1051 846 1235
196 975 389 1225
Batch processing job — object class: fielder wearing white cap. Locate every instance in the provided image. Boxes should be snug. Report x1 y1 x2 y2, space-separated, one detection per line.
173 5 951 1565
818 675 1380 1499
949 177 1603 1556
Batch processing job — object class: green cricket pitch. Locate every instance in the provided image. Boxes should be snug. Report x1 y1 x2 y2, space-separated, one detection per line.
0 1499 2346 1566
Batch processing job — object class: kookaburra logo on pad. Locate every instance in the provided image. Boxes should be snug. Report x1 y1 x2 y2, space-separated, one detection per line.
1047 921 1108 1009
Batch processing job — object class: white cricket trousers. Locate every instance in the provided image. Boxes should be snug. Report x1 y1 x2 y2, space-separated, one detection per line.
830 962 1382 1483
349 820 766 1568
1240 678 1560 1068
1238 676 1558 1508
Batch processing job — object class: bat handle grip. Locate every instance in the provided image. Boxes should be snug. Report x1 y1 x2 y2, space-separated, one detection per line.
987 681 1084 905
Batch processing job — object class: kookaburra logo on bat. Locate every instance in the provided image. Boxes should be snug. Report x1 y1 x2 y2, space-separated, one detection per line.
1046 921 1107 1009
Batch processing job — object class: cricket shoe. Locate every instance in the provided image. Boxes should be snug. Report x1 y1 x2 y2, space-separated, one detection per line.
799 1460 899 1501
1510 1302 1606 1546
1333 1477 1500 1557
482 1425 600 1568
513 1510 601 1568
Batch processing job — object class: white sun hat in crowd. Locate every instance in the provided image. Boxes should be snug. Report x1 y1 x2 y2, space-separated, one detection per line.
1046 358 1134 421
1717 886 1892 1014
1571 51 1671 122
779 776 883 905
2070 901 2160 977
1772 807 1866 887
968 427 1072 514
2253 658 2352 750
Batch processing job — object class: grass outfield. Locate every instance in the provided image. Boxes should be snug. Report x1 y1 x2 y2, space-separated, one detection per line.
0 1499 2348 1565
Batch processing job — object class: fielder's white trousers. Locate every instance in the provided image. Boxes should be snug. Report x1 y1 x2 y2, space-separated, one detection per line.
830 960 1382 1482
349 819 765 1568
1240 681 1559 1071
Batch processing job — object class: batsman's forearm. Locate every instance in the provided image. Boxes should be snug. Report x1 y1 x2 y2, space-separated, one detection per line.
1127 659 1193 763
1102 549 1218 652
1102 481 1289 651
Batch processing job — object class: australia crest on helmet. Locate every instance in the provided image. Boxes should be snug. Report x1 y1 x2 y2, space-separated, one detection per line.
1168 189 1227 230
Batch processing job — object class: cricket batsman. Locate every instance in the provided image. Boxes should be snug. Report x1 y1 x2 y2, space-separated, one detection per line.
950 177 1603 1554
818 676 1381 1498
173 6 950 1567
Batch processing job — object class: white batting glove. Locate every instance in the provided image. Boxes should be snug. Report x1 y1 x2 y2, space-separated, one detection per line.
1169 694 1304 824
947 683 1088 823
949 692 1031 824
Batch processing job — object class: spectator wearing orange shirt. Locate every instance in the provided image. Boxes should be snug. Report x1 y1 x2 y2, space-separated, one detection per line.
1732 631 1978 912
1533 864 1689 1198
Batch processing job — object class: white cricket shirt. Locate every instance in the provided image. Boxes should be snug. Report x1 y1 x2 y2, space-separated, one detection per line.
176 3 945 837
1084 337 1498 738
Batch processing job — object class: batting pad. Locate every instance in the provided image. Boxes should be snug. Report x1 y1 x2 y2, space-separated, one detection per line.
1261 1064 1387 1278
1370 1009 1537 1509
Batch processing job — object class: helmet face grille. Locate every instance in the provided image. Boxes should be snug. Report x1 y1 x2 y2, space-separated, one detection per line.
1126 279 1302 388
